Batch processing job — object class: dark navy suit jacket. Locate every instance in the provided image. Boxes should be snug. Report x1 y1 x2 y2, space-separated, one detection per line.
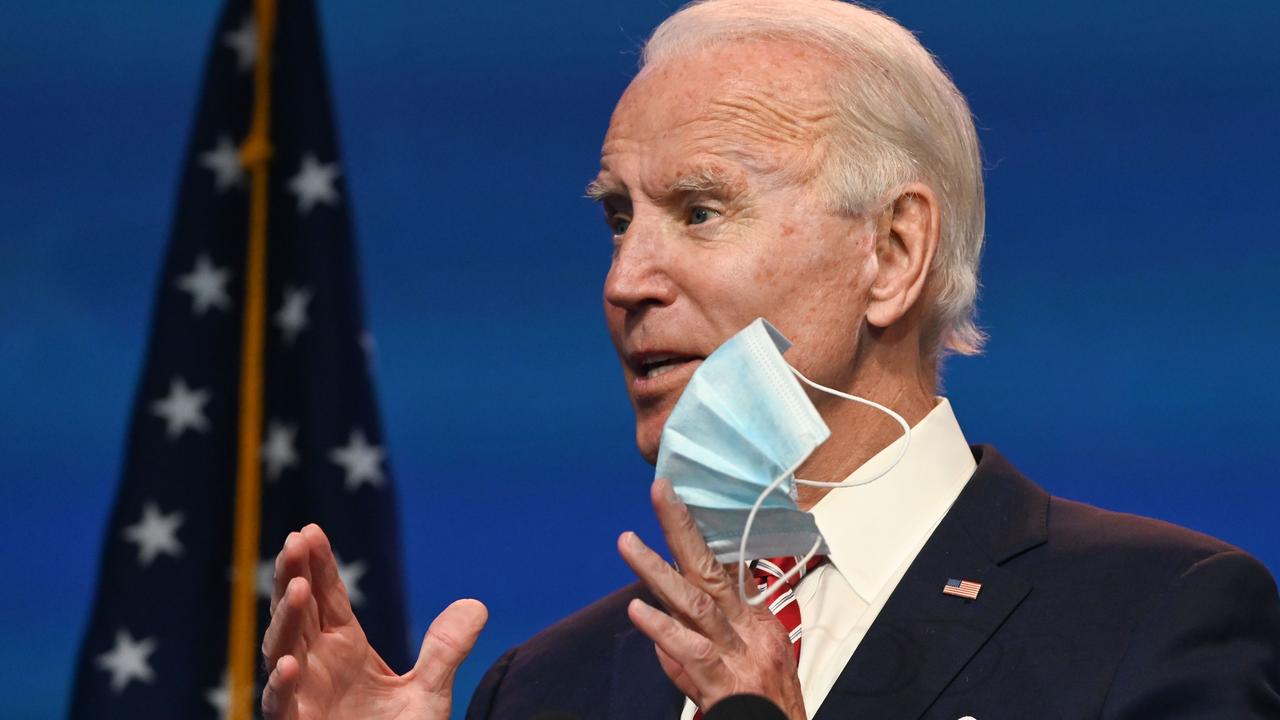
466 446 1280 719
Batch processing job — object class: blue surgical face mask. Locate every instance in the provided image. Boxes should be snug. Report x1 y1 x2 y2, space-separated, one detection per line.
654 318 911 604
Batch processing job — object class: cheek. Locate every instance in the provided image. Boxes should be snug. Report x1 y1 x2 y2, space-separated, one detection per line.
752 225 874 369
750 260 781 289
744 231 851 322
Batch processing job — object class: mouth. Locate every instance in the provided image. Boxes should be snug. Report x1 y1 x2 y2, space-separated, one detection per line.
628 351 704 399
639 353 695 379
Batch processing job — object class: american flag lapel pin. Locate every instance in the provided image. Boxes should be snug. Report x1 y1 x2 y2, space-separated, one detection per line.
942 577 982 600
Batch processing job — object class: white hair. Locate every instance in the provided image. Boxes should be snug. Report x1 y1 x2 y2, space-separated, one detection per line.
641 0 987 359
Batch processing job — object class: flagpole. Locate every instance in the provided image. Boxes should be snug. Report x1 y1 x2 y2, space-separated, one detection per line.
229 0 277 718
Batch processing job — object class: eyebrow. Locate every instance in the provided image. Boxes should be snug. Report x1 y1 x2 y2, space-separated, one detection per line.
584 177 620 202
664 165 743 197
584 165 745 203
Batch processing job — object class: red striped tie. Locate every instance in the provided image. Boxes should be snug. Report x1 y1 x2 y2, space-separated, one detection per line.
692 554 827 719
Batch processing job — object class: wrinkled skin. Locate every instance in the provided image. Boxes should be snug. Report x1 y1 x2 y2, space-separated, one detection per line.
260 32 941 720
596 40 937 486
260 524 486 720
599 38 940 717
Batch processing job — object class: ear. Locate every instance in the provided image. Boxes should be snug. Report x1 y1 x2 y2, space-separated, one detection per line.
866 182 940 329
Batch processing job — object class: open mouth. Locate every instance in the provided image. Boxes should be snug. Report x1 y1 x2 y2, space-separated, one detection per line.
640 354 699 379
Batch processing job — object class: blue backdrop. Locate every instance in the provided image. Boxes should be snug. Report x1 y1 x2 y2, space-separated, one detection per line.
1 2 1277 717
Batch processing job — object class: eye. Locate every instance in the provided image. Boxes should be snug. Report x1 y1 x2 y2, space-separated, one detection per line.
689 207 720 225
611 216 631 235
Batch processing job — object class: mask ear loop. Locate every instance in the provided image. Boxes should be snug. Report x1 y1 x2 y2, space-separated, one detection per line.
737 461 823 606
735 365 913 605
788 365 911 489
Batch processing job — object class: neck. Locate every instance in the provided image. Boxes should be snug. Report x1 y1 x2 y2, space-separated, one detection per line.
793 351 935 511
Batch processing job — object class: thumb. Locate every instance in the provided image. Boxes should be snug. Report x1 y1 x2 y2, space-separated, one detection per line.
414 598 488 695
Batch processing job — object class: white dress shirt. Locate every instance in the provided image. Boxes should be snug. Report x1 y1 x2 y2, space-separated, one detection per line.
680 398 976 719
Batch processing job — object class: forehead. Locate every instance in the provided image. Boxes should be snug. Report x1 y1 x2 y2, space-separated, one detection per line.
599 39 836 188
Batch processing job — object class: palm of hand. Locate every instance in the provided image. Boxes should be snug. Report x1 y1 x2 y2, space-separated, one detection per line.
262 525 485 720
295 625 417 720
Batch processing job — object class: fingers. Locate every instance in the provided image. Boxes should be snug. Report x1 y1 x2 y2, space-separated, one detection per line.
414 599 489 695
739 564 771 608
262 576 321 673
618 531 743 651
271 531 313 617
628 598 731 697
650 479 744 616
261 654 300 720
655 644 698 701
299 523 357 629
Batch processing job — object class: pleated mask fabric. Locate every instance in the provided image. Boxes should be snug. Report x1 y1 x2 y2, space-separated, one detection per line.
656 318 831 564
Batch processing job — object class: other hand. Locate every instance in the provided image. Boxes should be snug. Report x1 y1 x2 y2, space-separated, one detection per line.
618 479 806 719
261 523 487 720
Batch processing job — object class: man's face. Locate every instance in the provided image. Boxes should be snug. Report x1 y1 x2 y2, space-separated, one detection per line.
595 40 878 463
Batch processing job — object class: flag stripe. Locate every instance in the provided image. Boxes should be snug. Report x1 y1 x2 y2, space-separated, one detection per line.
942 578 982 599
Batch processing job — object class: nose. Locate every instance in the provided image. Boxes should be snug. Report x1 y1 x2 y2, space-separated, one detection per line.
603 225 677 314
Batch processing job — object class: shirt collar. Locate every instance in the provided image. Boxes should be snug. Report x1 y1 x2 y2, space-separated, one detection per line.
802 397 976 603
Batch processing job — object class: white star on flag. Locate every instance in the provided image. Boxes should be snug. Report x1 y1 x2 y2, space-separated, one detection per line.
198 134 244 192
222 558 276 600
274 286 312 344
150 377 211 438
287 153 341 215
205 670 230 719
122 501 184 566
262 420 299 481
223 16 257 72
336 555 368 607
257 558 276 599
175 253 232 315
95 628 157 693
329 429 385 491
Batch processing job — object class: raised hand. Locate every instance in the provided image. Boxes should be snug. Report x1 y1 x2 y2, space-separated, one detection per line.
261 523 487 720
618 480 806 719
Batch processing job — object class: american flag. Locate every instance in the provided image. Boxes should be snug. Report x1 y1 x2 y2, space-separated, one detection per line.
942 578 983 600
68 1 410 717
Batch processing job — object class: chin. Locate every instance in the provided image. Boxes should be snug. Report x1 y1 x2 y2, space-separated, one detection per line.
638 445 659 466
633 413 666 466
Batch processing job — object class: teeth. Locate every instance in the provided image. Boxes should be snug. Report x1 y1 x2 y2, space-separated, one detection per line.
645 363 682 379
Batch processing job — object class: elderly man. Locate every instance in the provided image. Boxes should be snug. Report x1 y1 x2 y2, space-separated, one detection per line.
260 1 1280 718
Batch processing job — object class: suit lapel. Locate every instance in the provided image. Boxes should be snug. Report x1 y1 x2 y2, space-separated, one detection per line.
814 446 1048 720
608 590 685 720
